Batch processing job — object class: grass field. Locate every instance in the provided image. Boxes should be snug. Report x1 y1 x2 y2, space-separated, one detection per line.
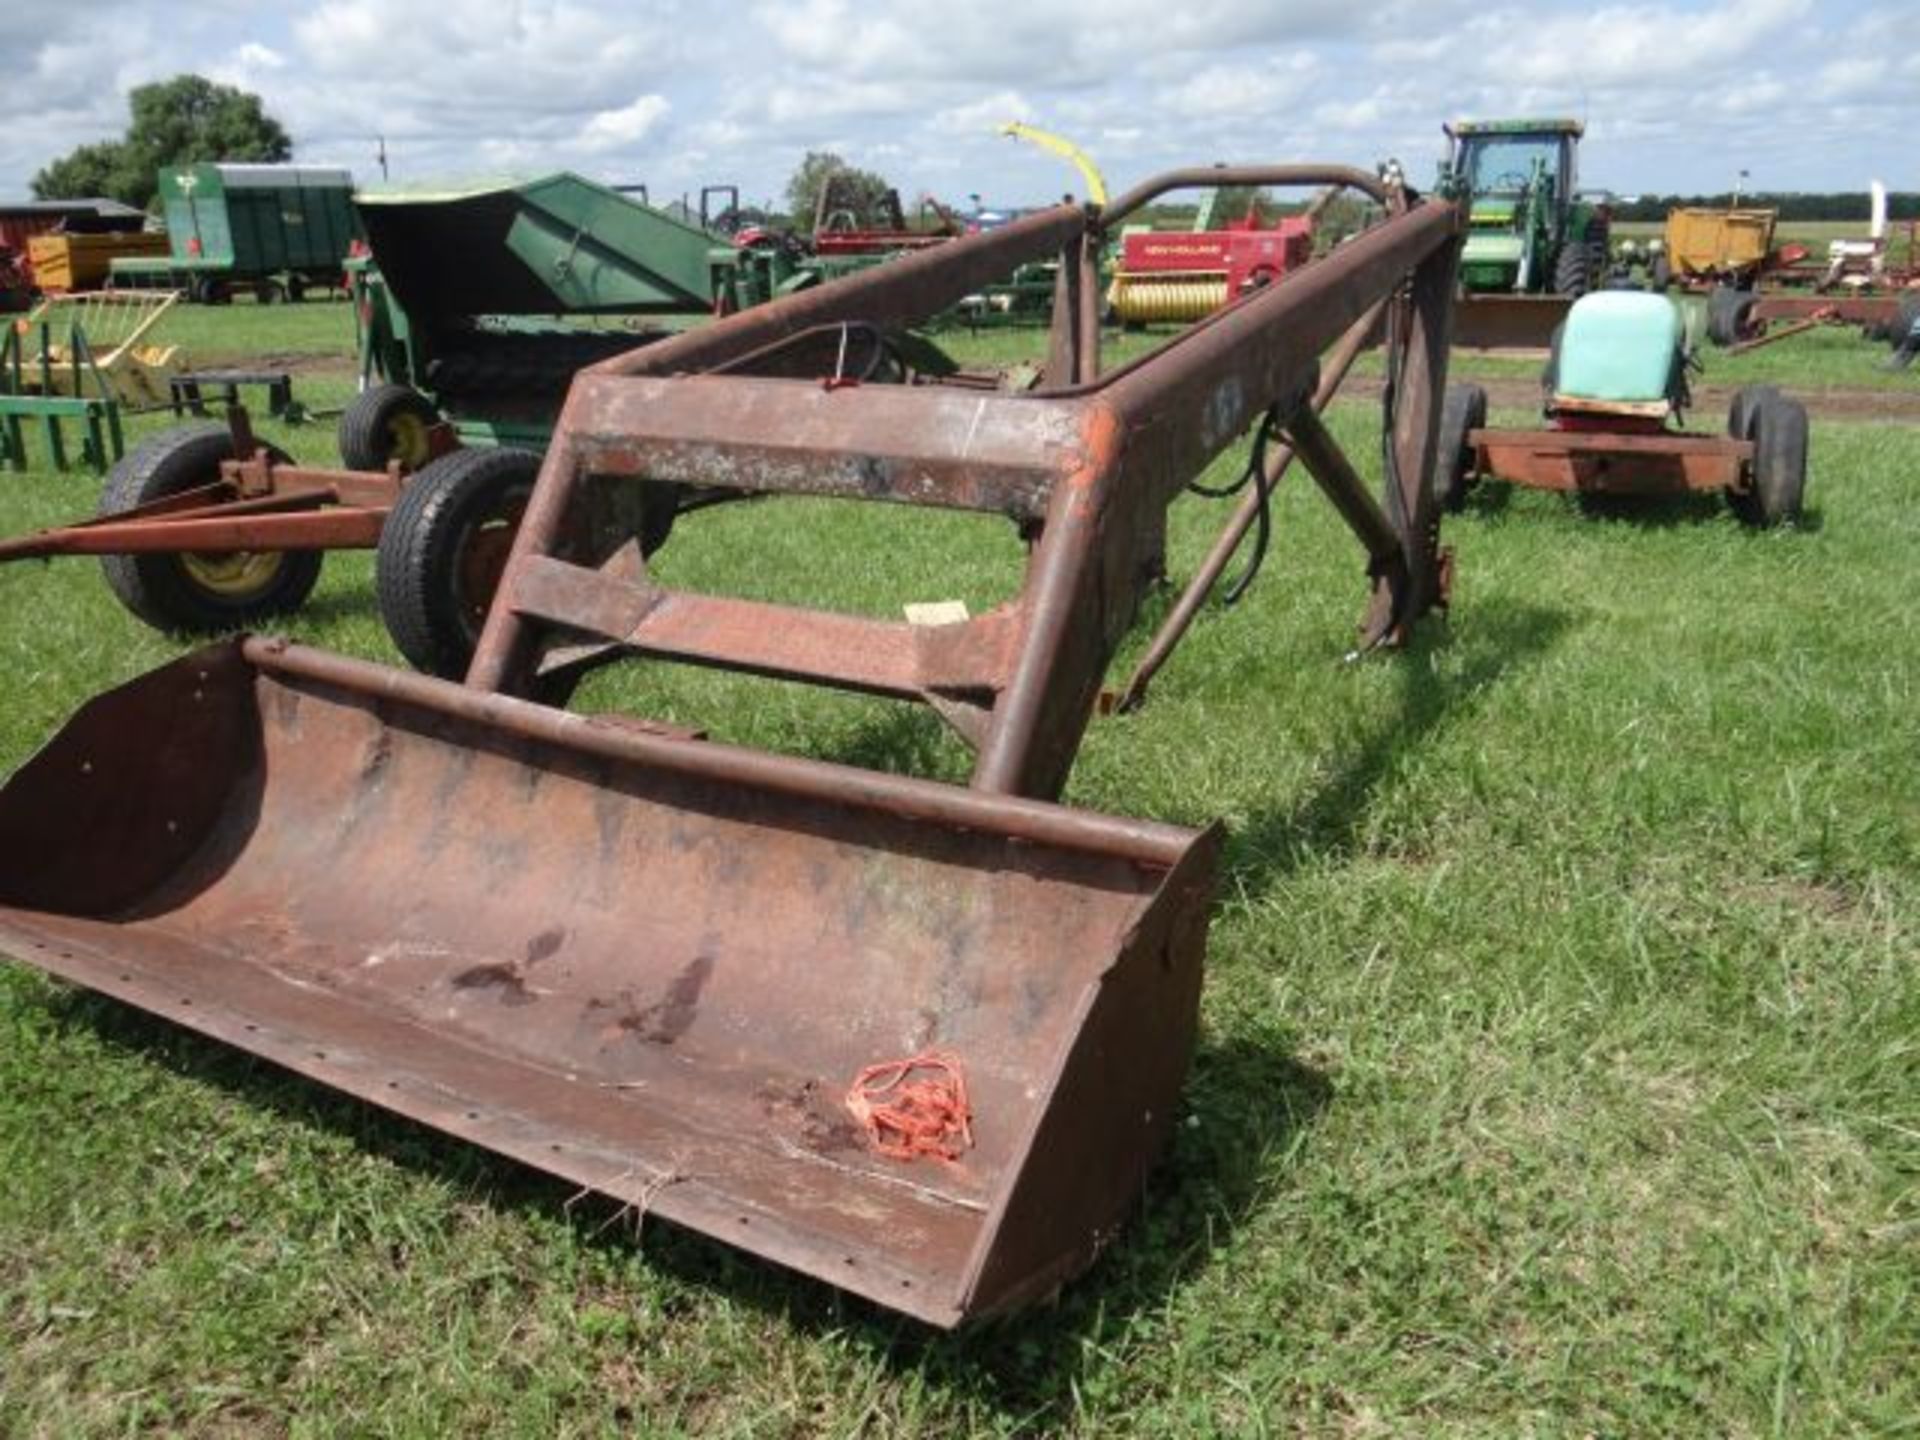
1 299 1916 1435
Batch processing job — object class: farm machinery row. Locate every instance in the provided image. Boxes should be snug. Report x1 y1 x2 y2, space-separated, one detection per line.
0 124 1819 1329
0 171 961 670
0 159 1381 667
0 159 1468 1327
1615 183 1920 356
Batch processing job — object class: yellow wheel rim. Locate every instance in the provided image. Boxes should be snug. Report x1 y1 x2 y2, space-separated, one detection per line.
179 550 286 598
387 412 431 469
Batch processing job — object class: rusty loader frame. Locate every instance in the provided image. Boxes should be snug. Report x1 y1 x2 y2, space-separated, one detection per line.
469 165 1460 796
0 165 1462 1328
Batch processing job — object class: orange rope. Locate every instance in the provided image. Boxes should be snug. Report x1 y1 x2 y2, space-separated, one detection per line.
845 1052 973 1163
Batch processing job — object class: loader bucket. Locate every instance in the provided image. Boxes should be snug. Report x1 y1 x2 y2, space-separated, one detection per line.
0 639 1219 1327
1451 292 1574 351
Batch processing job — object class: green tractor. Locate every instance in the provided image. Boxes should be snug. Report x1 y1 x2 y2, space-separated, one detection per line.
1441 118 1611 349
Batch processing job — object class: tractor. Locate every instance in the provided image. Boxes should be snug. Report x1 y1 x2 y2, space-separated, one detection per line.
1442 118 1611 349
1438 290 1808 526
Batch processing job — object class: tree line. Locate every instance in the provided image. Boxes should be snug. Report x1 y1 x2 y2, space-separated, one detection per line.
1610 192 1920 223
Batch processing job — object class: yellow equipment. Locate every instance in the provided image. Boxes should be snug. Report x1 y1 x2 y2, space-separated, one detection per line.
26 231 169 293
16 290 187 407
999 122 1109 205
1664 207 1776 283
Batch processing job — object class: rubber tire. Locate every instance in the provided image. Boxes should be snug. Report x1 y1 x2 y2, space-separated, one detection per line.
338 383 440 471
1728 389 1807 527
1650 253 1672 292
1887 294 1920 354
99 424 322 633
1724 385 1779 525
189 274 230 306
1436 382 1487 512
286 274 307 304
1726 384 1781 447
1705 286 1737 345
1552 241 1591 299
1707 285 1760 347
1541 323 1566 406
376 447 543 679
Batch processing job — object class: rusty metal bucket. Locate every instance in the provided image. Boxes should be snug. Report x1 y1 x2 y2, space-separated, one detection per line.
0 638 1217 1327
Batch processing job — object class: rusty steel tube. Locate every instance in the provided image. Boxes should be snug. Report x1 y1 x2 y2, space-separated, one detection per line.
1114 297 1387 712
598 204 1087 380
1101 165 1390 226
1074 199 1456 406
1284 406 1405 566
245 637 1202 868
0 509 384 558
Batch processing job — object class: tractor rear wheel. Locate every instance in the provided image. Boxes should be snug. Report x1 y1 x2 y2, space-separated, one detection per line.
376 447 542 679
338 383 439 472
99 424 323 633
1553 242 1592 298
1727 388 1807 527
1436 383 1487 511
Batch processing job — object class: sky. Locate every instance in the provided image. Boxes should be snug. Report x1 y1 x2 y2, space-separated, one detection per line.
2 0 1912 212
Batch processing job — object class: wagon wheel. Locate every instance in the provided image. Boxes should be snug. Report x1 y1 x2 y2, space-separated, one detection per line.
337 383 440 471
1725 385 1805 527
98 425 323 634
376 448 680 679
1706 286 1760 346
1436 382 1487 512
375 447 541 678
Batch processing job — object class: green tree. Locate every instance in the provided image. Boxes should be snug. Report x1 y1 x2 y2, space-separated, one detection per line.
784 151 896 234
32 75 292 209
28 141 143 205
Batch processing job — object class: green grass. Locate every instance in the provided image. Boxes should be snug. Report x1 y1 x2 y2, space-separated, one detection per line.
1 303 1917 1436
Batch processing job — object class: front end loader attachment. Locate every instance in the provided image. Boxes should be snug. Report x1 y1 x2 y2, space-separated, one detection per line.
0 639 1217 1327
1451 292 1573 351
0 164 1462 1324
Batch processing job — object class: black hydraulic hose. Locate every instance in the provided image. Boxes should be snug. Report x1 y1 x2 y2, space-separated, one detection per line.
1185 404 1283 604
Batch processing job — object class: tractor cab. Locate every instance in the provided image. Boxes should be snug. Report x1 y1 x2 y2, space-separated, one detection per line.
1442 118 1602 298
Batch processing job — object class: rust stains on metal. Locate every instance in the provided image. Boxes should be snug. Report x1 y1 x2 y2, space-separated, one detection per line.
0 162 1464 1327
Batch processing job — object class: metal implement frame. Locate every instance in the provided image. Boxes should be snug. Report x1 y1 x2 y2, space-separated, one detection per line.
0 317 124 474
0 162 1469 1330
469 164 1463 801
1728 292 1903 351
1468 426 1753 496
0 408 399 563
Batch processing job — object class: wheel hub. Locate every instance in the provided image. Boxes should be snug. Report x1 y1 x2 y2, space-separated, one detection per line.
179 550 286 598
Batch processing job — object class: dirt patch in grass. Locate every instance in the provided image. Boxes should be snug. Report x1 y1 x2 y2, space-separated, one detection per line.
1336 374 1918 424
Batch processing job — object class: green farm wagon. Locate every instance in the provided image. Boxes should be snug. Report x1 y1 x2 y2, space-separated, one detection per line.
109 163 359 304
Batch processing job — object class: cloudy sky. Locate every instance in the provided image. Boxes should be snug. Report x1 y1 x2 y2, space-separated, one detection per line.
3 0 1912 211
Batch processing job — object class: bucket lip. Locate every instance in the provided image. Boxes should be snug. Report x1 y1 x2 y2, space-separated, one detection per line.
237 635 1215 872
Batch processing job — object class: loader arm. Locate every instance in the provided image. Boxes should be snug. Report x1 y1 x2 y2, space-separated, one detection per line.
0 161 1463 1329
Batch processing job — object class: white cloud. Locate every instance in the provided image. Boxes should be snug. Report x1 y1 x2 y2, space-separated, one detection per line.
579 95 670 153
0 0 1905 209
